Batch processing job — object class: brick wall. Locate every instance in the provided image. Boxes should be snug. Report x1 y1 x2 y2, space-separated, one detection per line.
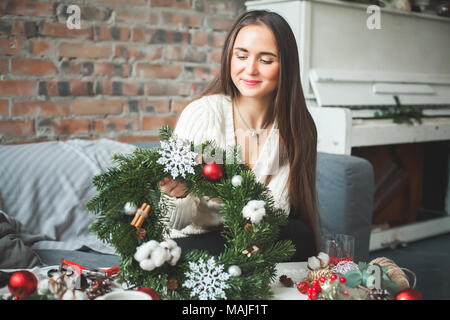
0 0 246 144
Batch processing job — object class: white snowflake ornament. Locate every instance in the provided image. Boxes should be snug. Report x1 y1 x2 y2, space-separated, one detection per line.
183 257 230 300
156 137 198 179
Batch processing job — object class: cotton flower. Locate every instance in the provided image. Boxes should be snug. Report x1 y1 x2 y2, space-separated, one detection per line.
307 256 321 270
242 200 266 224
134 239 182 271
317 252 330 267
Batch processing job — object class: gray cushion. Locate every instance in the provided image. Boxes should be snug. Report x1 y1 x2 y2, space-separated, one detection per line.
317 152 374 261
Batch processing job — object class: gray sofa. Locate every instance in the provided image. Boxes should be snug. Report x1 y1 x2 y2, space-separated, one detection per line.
0 139 374 269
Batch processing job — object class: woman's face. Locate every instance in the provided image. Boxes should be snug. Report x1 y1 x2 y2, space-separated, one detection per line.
230 24 279 101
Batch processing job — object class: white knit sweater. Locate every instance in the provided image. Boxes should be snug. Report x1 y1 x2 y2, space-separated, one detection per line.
166 93 290 238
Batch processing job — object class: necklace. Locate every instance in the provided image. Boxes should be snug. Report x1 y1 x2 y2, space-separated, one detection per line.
234 100 268 147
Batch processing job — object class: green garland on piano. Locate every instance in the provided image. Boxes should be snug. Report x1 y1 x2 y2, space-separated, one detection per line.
374 96 423 125
86 126 295 300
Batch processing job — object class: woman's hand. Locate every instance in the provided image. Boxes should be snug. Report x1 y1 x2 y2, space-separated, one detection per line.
159 177 188 198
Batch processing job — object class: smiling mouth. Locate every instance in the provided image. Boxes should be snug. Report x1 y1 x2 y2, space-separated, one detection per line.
241 79 262 86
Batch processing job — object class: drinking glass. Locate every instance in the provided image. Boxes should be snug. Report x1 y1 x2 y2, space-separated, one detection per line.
321 233 355 264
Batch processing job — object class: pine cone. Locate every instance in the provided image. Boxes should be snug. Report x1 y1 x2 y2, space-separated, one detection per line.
279 275 294 287
305 267 332 283
136 227 147 240
167 277 178 290
368 288 391 300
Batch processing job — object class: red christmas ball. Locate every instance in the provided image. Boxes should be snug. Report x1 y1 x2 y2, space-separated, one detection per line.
136 287 160 300
395 288 422 300
8 270 38 299
297 281 309 294
202 162 223 182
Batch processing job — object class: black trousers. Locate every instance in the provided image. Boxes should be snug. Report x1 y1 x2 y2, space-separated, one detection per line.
175 218 316 262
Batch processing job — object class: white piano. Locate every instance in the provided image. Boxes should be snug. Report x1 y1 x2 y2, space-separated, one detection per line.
246 0 450 250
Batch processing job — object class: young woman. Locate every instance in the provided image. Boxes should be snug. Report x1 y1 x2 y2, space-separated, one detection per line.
159 10 320 260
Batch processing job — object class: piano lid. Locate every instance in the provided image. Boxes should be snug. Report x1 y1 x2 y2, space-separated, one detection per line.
309 69 450 107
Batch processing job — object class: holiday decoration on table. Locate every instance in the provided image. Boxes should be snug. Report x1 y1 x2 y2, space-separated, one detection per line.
297 252 421 300
2 259 124 300
85 126 295 300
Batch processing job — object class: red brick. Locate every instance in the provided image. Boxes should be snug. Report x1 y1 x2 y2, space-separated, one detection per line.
115 44 162 61
70 81 95 96
12 101 69 117
59 42 111 59
192 30 226 47
115 8 160 23
170 98 191 114
29 40 51 56
117 135 159 143
94 62 130 77
40 119 90 135
144 80 191 96
0 0 55 17
190 82 207 96
202 1 234 15
0 100 8 116
39 81 94 97
161 11 203 28
0 119 34 137
150 0 190 9
12 58 57 76
61 61 130 78
135 63 182 79
208 48 222 63
0 38 24 56
11 20 38 37
142 116 178 130
190 66 213 82
0 59 8 74
163 45 207 63
92 117 139 133
70 99 123 115
95 26 129 41
0 80 35 96
137 99 170 113
99 81 143 96
40 22 93 40
131 28 145 42
130 28 189 44
207 17 235 31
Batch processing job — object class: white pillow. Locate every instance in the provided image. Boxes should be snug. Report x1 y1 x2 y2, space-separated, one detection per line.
0 139 136 254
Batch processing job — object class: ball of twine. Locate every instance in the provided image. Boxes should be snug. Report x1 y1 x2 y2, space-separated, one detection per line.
369 257 416 289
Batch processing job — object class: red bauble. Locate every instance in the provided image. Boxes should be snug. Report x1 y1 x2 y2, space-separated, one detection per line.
297 281 309 294
202 162 223 182
395 288 422 300
8 270 38 299
136 287 160 300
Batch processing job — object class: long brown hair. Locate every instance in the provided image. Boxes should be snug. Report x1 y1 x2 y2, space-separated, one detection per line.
199 10 320 248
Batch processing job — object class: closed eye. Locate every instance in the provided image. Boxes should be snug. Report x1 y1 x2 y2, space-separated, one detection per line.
260 59 273 64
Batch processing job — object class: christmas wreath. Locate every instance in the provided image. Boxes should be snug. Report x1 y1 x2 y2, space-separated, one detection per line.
86 126 295 300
